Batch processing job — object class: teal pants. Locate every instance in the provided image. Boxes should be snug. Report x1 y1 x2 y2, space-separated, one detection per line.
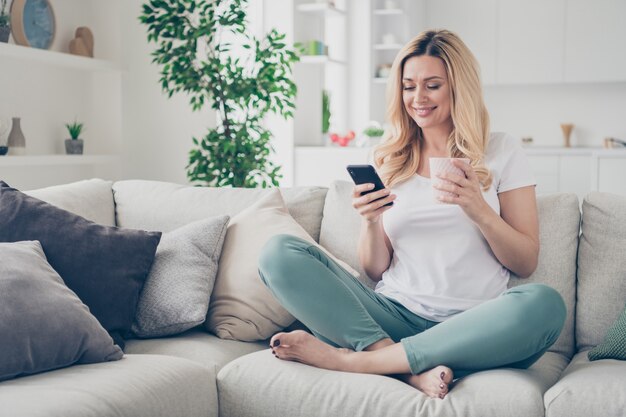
258 234 566 377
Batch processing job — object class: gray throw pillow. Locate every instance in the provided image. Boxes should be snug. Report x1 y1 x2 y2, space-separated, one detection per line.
0 241 123 382
132 216 230 338
0 181 161 349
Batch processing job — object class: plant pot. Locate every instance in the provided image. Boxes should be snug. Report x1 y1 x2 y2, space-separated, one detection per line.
0 26 10 43
65 139 84 155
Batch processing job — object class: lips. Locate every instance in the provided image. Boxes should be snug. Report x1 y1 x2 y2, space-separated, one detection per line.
414 106 437 117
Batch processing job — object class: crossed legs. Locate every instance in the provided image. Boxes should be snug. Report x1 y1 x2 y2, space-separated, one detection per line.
259 235 566 398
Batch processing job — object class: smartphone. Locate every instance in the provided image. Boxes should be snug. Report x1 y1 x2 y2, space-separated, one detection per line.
346 164 393 207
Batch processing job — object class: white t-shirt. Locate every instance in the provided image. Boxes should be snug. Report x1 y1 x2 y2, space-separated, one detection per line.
374 132 536 322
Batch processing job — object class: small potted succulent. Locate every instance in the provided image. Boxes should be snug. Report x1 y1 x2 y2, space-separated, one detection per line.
0 0 10 43
65 120 84 155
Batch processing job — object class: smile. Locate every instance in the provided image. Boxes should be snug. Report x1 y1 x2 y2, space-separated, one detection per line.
414 106 437 116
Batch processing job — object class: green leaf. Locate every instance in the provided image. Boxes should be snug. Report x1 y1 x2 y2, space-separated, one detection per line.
140 0 297 188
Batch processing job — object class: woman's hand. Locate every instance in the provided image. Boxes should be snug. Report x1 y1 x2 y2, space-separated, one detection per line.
434 159 491 225
352 183 396 223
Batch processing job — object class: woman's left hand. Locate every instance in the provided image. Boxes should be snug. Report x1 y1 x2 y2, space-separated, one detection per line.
434 159 491 224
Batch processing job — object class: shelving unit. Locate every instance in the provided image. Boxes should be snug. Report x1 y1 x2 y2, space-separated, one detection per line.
299 55 346 65
369 0 411 126
292 0 348 146
0 43 121 72
0 0 123 190
296 2 346 15
0 155 120 167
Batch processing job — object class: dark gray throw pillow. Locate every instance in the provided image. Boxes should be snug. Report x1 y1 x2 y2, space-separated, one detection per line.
0 241 123 381
0 181 161 347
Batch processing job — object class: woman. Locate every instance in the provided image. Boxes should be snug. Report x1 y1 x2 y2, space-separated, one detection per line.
258 29 565 399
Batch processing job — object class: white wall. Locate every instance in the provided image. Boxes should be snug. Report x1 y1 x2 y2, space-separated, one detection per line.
121 0 215 184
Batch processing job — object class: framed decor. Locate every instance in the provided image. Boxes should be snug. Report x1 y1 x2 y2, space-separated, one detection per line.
11 0 55 49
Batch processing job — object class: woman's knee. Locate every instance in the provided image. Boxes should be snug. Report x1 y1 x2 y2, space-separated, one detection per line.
258 234 309 288
519 283 567 332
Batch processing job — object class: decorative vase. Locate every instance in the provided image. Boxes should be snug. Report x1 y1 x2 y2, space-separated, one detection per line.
0 25 9 43
560 123 574 148
65 139 84 155
7 117 26 155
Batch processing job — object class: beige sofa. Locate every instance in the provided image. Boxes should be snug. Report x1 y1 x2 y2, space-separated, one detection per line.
0 179 624 417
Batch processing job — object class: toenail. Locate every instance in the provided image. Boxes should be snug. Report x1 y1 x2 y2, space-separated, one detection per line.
439 393 444 399
440 371 445 380
273 339 280 347
440 383 444 389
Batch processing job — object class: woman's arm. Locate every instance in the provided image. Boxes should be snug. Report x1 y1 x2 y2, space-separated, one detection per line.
475 186 539 277
358 219 394 282
352 183 396 281
435 160 539 278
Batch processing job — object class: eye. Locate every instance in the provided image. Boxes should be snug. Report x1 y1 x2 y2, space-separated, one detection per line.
427 84 441 90
403 86 415 91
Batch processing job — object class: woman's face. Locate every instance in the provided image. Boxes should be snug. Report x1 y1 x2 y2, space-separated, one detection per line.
402 55 452 133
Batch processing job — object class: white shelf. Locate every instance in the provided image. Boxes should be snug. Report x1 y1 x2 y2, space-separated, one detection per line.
297 3 346 16
373 43 403 50
299 55 346 65
373 8 404 15
0 155 121 167
0 43 121 72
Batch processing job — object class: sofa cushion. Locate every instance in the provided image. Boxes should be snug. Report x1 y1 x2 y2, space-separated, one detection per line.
112 180 328 241
217 349 568 417
0 354 216 417
132 216 230 338
205 189 358 341
0 181 161 346
544 350 626 417
0 241 122 381
319 181 371 286
25 178 115 226
125 328 267 372
509 193 580 358
576 192 626 352
320 181 579 357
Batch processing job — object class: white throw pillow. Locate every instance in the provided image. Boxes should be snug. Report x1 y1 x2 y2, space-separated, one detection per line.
205 189 358 341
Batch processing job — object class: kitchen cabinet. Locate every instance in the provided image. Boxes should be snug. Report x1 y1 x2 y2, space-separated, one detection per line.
597 155 626 196
425 0 497 85
294 146 373 186
527 156 560 195
564 0 626 83
294 145 626 201
496 0 566 84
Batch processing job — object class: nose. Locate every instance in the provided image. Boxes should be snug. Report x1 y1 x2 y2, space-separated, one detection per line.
412 86 428 104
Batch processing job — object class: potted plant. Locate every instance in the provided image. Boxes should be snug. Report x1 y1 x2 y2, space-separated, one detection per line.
65 120 84 155
362 121 385 146
140 0 300 188
0 0 10 43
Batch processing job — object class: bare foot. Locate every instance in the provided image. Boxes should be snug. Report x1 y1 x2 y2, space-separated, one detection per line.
269 330 353 371
401 366 453 399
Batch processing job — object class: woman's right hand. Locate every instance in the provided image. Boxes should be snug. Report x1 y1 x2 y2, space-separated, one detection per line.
352 184 396 223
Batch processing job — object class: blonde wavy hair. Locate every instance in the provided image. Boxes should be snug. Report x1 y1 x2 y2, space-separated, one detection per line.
374 29 492 190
